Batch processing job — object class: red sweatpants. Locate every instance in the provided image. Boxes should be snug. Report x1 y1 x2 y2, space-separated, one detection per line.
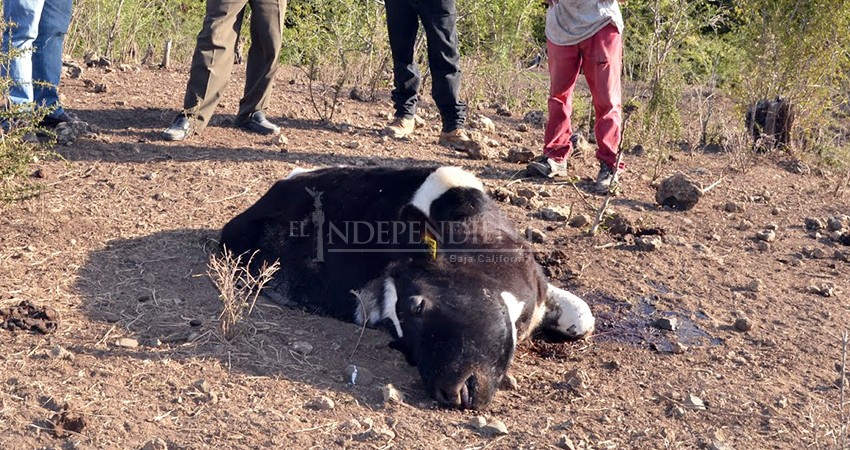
543 23 623 170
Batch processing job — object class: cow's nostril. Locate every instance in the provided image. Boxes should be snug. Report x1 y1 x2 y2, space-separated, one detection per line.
461 375 476 409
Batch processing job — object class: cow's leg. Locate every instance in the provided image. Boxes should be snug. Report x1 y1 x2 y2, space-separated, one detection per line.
540 284 595 339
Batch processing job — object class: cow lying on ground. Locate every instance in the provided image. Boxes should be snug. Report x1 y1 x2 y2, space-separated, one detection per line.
220 166 595 410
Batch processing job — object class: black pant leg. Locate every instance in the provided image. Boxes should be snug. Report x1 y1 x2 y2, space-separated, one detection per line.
385 0 420 119
418 0 466 132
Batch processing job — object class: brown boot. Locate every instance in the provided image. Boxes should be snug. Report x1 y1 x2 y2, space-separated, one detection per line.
439 128 479 152
382 117 415 139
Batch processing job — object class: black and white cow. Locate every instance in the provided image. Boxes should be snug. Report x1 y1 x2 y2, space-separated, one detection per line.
220 166 594 410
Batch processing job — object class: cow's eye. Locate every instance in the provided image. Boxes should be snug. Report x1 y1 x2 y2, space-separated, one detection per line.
409 296 426 316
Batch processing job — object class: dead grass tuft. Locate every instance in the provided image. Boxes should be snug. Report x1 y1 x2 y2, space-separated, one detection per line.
207 247 279 342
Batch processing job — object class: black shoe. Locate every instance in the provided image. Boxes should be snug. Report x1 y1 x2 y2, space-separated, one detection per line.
236 111 280 135
526 156 569 178
162 115 194 141
595 162 620 194
40 111 78 128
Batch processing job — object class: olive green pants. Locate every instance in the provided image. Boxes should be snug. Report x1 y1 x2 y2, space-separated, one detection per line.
181 0 287 132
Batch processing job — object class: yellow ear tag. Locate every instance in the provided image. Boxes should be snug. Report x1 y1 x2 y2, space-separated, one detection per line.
423 233 438 260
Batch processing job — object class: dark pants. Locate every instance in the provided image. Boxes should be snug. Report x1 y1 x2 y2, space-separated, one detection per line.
182 0 287 133
385 0 466 132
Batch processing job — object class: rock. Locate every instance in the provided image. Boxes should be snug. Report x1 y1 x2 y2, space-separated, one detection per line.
500 374 519 390
306 395 335 411
827 217 844 232
511 196 529 207
523 110 544 126
604 360 621 370
482 419 509 436
349 86 370 102
734 317 753 332
473 116 496 133
49 345 74 360
564 368 587 390
684 394 706 410
193 379 212 394
669 406 686 418
775 396 788 409
557 435 578 450
757 241 771 252
805 217 826 231
273 134 289 150
496 105 512 117
570 132 594 155
526 227 547 244
724 201 744 213
115 338 139 349
623 144 644 158
465 142 496 160
835 250 850 263
506 146 535 163
652 317 678 331
603 212 636 236
489 187 513 202
354 422 396 441
55 120 97 145
568 214 590 228
346 140 361 149
756 230 776 242
765 223 779 231
737 219 754 231
343 364 375 386
746 279 763 292
381 384 405 405
516 123 529 132
802 246 828 259
515 187 537 199
292 341 313 356
540 206 570 221
635 236 663 251
470 416 488 429
671 341 688 354
656 173 703 210
808 284 836 297
140 438 168 450
708 430 733 450
830 231 844 242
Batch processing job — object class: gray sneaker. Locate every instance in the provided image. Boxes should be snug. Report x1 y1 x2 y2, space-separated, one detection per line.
595 162 620 194
526 156 568 178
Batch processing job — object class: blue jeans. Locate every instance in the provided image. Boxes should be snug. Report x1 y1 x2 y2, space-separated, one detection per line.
2 0 72 118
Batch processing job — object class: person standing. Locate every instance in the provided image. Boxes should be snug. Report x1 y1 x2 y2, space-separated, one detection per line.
163 0 287 141
2 0 76 128
381 0 475 152
527 0 624 194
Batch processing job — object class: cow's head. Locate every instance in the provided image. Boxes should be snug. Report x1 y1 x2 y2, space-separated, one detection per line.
374 167 538 410
383 261 531 410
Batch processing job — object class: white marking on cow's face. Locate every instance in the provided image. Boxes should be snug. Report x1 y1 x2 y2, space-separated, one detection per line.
547 284 595 337
410 167 484 216
500 291 525 347
383 278 404 338
285 167 315 179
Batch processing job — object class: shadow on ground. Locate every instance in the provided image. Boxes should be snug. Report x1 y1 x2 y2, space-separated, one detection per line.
74 227 425 409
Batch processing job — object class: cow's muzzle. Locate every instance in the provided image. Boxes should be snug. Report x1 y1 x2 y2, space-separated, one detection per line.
434 374 487 410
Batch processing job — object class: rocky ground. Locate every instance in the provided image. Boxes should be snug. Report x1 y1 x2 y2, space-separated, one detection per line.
1 62 849 450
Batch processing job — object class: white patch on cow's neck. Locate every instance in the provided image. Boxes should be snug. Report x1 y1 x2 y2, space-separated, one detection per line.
410 167 484 216
500 291 525 347
547 284 595 337
383 278 404 338
285 167 315 179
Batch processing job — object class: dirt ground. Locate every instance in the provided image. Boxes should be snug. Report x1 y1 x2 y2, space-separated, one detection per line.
1 63 849 450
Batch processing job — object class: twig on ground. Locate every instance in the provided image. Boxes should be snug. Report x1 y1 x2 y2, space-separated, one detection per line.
700 176 725 195
589 104 636 235
348 289 369 361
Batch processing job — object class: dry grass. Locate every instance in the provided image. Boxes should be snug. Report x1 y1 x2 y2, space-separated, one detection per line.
207 248 279 342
